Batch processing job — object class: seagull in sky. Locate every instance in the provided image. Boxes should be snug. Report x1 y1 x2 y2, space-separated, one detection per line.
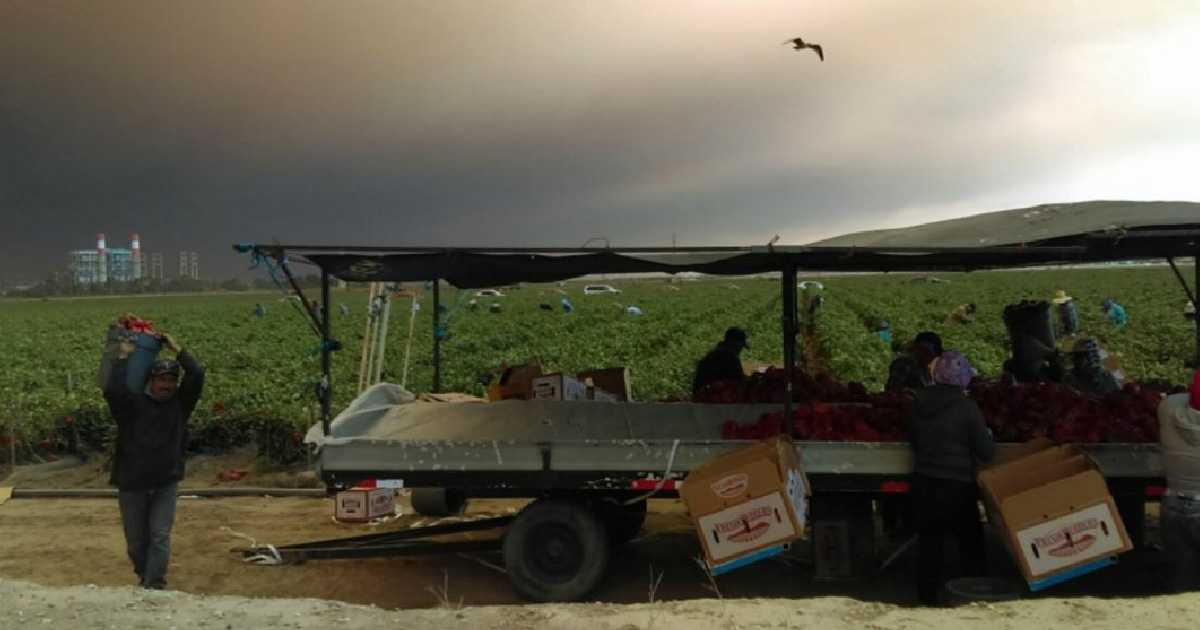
783 37 824 61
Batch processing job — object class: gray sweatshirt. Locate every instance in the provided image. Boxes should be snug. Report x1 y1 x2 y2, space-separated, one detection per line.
1159 393 1200 497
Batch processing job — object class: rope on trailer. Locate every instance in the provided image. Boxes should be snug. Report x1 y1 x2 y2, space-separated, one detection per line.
434 289 473 341
623 439 681 505
237 242 324 338
220 526 284 565
244 545 283 566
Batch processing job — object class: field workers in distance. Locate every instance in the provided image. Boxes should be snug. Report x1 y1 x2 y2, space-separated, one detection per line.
0 266 1192 454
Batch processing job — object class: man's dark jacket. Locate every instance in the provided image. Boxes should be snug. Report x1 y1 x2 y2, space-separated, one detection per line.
692 343 745 399
103 352 204 490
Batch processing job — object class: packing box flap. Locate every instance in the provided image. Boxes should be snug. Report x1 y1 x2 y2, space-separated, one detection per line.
681 458 787 515
983 455 1097 505
989 437 1055 466
998 470 1113 529
682 436 808 514
687 435 796 485
979 443 1084 487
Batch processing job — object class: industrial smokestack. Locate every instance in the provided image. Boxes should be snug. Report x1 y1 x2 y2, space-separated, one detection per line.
97 233 107 283
131 233 142 280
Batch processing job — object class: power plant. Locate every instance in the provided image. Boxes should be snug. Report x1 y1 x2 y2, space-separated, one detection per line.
68 235 201 283
69 233 144 284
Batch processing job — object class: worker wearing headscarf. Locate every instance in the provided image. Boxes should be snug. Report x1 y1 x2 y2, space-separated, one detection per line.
907 351 994 606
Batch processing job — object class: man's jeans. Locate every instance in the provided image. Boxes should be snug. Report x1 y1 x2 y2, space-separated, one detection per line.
118 481 178 590
1162 494 1200 592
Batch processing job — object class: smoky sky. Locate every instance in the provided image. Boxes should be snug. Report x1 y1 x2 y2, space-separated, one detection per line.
2 0 1199 282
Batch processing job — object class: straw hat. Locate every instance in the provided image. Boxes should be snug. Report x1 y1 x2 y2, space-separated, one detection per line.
1052 290 1073 305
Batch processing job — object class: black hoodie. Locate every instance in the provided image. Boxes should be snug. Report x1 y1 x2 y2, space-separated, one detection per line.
103 351 205 491
908 384 995 482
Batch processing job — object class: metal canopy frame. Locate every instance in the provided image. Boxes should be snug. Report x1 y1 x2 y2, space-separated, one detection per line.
234 221 1200 438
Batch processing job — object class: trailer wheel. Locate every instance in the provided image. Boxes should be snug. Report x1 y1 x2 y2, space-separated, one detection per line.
594 499 647 545
410 488 469 517
503 498 611 602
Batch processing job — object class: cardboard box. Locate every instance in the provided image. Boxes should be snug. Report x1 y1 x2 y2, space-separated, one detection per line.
530 372 590 401
681 436 810 572
588 388 619 403
977 440 1131 588
577 367 633 401
488 361 543 401
335 488 396 523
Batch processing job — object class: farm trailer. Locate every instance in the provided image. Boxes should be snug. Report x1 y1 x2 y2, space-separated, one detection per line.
232 205 1199 601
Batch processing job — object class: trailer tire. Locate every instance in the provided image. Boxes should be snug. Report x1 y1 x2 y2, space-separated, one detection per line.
410 488 469 517
503 498 611 602
595 499 647 545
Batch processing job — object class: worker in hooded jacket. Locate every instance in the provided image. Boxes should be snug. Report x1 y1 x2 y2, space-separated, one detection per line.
907 350 994 606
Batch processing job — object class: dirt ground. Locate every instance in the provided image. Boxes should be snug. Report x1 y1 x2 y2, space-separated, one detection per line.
0 453 1194 628
3 579 1200 630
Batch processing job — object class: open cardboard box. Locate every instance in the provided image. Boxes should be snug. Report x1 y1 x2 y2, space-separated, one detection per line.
978 440 1131 590
576 367 633 402
680 435 810 574
488 361 543 401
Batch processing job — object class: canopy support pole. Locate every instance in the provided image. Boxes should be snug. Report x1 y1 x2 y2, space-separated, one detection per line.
320 270 333 437
373 289 392 385
1167 255 1200 368
782 264 798 425
433 280 442 393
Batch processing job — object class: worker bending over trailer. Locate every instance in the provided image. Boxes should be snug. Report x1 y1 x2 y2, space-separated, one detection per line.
907 351 995 606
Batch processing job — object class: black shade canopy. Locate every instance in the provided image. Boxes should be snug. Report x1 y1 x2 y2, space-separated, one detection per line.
240 202 1200 288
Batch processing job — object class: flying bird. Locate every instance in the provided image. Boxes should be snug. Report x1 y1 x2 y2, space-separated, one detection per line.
783 37 824 61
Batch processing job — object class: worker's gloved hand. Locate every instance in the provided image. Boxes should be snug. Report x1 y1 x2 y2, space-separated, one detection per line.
158 333 183 354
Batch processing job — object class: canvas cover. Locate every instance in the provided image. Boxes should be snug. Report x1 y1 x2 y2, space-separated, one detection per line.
304 383 783 447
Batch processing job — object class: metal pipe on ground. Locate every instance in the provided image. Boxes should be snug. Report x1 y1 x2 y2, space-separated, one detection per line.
9 487 328 499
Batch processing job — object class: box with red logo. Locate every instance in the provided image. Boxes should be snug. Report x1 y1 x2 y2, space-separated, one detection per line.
334 487 396 523
530 373 590 401
680 435 809 572
977 440 1132 589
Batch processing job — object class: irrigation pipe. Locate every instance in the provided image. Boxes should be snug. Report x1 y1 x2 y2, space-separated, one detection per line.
9 487 328 499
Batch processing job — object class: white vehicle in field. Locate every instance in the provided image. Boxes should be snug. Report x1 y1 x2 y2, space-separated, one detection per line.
583 284 621 295
475 289 505 298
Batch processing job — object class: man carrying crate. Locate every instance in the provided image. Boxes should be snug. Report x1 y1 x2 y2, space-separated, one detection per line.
102 328 205 590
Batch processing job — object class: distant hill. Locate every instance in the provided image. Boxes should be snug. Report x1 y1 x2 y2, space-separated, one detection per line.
810 200 1200 248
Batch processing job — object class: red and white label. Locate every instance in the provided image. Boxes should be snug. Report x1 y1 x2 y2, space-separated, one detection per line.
697 492 796 563
710 473 750 499
1015 503 1126 577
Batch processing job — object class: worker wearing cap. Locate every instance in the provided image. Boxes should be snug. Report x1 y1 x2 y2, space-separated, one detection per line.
102 330 205 590
691 327 749 399
1158 371 1200 591
1052 290 1080 336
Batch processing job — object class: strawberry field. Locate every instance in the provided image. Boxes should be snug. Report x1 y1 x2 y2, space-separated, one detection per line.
0 265 1194 463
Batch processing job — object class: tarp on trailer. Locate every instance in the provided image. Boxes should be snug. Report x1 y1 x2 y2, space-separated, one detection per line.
265 201 1200 288
303 383 779 447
